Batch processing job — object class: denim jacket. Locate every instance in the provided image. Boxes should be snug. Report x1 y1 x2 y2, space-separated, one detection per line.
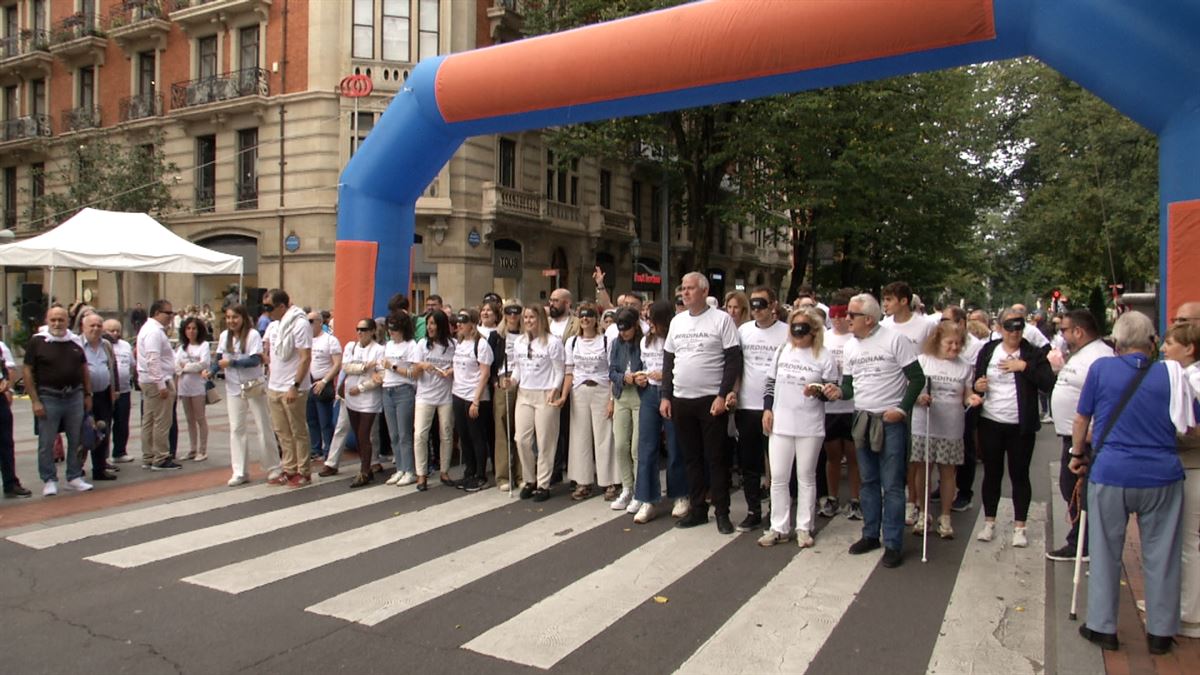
608 338 643 398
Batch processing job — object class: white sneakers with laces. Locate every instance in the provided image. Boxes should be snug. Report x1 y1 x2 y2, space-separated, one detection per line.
1012 527 1028 548
633 502 656 524
625 498 643 515
66 477 93 492
671 498 690 518
43 481 58 497
976 521 995 542
611 489 632 511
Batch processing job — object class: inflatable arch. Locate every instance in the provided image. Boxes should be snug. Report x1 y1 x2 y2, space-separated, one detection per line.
335 0 1200 342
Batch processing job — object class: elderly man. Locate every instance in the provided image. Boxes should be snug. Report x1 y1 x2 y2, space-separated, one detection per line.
840 293 925 567
138 300 182 470
1 338 31 497
1071 312 1195 655
263 288 313 487
661 272 743 534
1174 301 1200 326
24 306 93 495
81 314 118 482
103 319 135 463
307 310 342 460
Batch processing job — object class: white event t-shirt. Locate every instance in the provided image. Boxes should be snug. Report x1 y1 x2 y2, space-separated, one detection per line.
310 332 341 383
738 320 788 411
665 307 740 399
881 313 935 349
416 340 456 406
981 344 1021 424
640 335 666 386
342 341 385 413
511 334 565 391
1050 339 1113 435
217 329 265 396
823 330 855 414
911 354 973 440
843 325 919 414
565 334 610 390
767 344 838 437
264 316 313 393
452 337 494 402
382 339 420 388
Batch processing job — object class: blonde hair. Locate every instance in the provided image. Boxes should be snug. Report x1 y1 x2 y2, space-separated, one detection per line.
787 307 825 357
522 304 551 345
923 321 964 357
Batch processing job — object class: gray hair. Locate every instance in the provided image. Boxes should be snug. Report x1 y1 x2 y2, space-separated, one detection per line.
682 271 710 292
850 293 882 321
1112 311 1156 351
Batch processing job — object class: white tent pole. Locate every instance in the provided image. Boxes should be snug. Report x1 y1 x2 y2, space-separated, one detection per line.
48 265 55 305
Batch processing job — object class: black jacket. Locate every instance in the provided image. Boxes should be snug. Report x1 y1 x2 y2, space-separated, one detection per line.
973 338 1057 434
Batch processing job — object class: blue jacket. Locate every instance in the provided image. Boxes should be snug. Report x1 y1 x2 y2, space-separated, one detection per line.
609 338 643 398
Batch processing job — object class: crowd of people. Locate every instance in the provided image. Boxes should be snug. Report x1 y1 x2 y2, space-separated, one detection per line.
1 277 1197 654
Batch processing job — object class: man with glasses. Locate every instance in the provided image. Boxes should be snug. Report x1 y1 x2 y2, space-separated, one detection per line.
1047 309 1111 562
548 288 579 483
263 289 314 487
841 293 925 567
1174 301 1200 326
137 300 182 471
729 286 787 531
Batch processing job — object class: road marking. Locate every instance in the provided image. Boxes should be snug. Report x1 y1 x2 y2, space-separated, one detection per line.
462 522 739 669
306 498 622 626
674 515 875 674
926 499 1047 674
184 491 512 593
7 477 349 550
84 484 410 568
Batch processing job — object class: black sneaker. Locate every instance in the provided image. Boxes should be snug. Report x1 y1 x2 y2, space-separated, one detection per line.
3 484 32 498
1147 634 1175 655
1046 544 1088 562
715 513 734 535
519 484 535 500
151 461 184 471
736 512 762 532
532 488 550 502
881 547 903 568
951 496 972 512
1078 624 1118 651
464 478 484 493
675 511 709 529
848 537 881 555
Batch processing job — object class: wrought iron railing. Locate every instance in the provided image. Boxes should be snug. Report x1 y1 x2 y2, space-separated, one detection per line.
170 67 269 109
119 93 162 121
62 105 102 131
0 30 51 59
52 13 104 44
236 180 258 210
108 0 166 29
195 183 215 213
2 114 53 141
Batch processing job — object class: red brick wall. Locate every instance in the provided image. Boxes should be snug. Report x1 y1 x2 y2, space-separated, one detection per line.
476 0 493 49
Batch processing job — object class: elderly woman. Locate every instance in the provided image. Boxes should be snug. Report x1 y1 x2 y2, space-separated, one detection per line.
1162 321 1200 639
1072 312 1196 655
972 308 1056 547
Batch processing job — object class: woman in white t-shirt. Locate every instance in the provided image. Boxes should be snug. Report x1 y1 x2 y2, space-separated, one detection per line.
632 301 688 523
343 318 386 488
910 323 981 539
381 313 421 487
412 311 456 490
562 303 616 501
506 304 565 501
759 307 841 548
175 317 211 462
213 305 280 486
451 309 494 492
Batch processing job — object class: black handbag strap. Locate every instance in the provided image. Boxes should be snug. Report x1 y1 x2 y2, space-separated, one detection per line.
1093 357 1153 454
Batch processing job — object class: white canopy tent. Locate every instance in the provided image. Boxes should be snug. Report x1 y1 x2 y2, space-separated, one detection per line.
0 207 243 304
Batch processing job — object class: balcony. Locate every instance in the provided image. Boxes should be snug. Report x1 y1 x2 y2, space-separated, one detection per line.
588 206 635 239
169 0 272 35
235 180 257 210
487 0 524 44
119 93 163 122
0 114 53 156
62 104 103 133
170 68 269 122
0 31 54 83
49 13 107 66
482 182 594 238
108 1 170 54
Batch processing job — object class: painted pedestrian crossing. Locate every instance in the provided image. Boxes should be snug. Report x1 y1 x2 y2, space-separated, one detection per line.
5 481 1050 674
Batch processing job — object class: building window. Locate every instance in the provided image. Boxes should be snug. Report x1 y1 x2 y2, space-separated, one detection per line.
418 0 439 61
650 186 662 242
195 134 216 213
352 0 374 59
545 150 578 205
382 0 410 62
30 162 45 224
631 180 642 239
350 111 374 157
599 169 612 210
78 66 94 107
198 35 218 80
497 137 516 188
3 7 16 55
3 167 15 231
137 51 155 95
2 85 16 122
32 0 47 33
239 25 259 71
236 128 258 210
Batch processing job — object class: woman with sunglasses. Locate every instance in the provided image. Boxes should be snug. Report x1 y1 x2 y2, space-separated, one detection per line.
608 307 644 512
972 309 1056 545
175 317 211 462
493 302 524 491
381 313 420 487
632 301 689 523
452 309 494 492
508 304 565 501
562 302 616 501
758 308 840 548
478 300 505 475
343 318 386 488
412 310 456 490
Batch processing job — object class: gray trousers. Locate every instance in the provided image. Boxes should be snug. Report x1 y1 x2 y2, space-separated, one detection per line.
1087 480 1184 636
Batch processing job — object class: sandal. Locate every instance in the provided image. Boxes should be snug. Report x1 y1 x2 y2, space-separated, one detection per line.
571 485 593 501
603 485 620 501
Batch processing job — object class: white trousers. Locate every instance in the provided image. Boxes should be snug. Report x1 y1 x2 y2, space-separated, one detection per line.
1182 468 1200 624
515 388 560 489
227 392 280 480
568 384 616 487
413 401 454 476
325 403 380 469
768 434 824 535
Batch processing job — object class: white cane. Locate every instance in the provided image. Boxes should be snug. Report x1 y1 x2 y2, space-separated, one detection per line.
1069 476 1087 620
504 382 514 498
921 420 931 564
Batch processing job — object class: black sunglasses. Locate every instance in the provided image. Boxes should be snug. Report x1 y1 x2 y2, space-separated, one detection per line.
356 326 372 332
749 298 769 310
846 311 866 319
578 310 598 319
504 306 523 316
1002 319 1025 331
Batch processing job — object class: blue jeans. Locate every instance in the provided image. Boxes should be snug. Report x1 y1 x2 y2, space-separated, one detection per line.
855 418 908 550
36 389 85 483
635 385 687 504
306 391 335 456
382 385 416 474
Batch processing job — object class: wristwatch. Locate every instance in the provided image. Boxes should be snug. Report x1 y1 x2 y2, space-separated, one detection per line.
292 381 302 390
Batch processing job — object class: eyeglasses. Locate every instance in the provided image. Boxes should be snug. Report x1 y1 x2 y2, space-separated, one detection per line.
310 319 321 324
1172 316 1199 324
846 311 866 319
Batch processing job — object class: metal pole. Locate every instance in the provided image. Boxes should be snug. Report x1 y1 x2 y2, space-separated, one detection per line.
660 175 669 299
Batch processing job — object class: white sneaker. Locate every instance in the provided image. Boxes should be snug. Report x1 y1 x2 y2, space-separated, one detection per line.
1012 527 1028 548
977 522 995 542
757 530 794 547
43 481 58 497
66 477 94 492
385 471 402 485
671 497 690 518
912 511 927 535
905 502 918 526
796 529 815 548
611 489 632 511
397 472 417 486
626 498 643 515
227 475 249 487
634 502 657 524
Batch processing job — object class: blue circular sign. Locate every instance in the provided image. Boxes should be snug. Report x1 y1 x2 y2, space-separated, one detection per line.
284 234 301 252
468 228 482 247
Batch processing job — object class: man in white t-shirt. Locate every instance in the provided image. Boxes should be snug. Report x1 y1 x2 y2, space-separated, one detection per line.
1046 309 1111 562
306 310 342 460
662 272 743 535
262 289 313 487
731 286 788 531
840 293 925 568
880 281 935 349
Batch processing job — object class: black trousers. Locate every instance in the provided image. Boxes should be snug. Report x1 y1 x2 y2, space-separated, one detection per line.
674 396 730 517
978 417 1036 521
554 398 570 480
453 396 492 481
89 389 114 476
0 397 17 489
348 410 376 476
955 409 979 501
1059 435 1089 553
111 391 131 457
734 409 765 513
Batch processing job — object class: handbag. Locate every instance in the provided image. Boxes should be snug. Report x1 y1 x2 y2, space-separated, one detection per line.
205 387 223 405
240 378 265 399
316 379 336 403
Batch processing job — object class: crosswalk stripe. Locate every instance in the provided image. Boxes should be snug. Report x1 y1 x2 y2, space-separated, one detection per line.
7 477 349 550
84 484 410 568
926 500 1047 674
183 490 514 594
674 515 876 674
462 522 740 669
306 497 623 626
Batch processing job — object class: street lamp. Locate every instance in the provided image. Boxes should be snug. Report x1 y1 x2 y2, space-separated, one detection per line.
630 237 641 290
